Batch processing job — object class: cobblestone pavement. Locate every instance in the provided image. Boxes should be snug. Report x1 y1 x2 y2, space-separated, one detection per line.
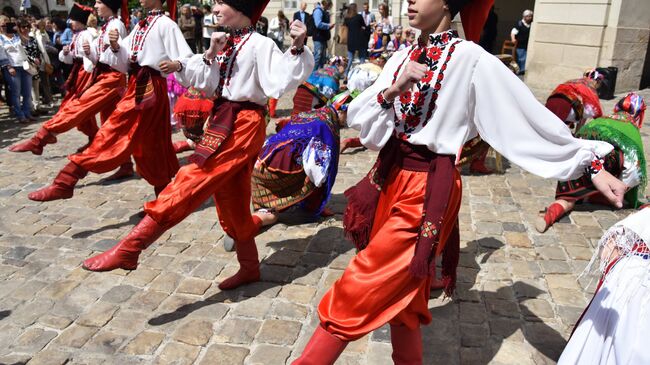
0 88 648 365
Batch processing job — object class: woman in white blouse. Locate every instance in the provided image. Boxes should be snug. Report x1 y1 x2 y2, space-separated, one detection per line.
0 15 35 123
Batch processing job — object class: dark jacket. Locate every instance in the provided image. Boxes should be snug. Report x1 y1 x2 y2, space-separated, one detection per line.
344 14 366 52
293 10 314 37
312 5 331 42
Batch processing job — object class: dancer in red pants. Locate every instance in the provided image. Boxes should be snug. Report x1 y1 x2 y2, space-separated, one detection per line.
27 0 192 202
293 0 627 363
81 0 314 293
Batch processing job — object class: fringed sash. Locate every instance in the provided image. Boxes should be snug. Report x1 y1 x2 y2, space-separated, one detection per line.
128 64 160 110
343 137 459 294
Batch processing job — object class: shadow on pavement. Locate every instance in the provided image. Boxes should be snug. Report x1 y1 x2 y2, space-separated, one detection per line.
71 212 142 239
424 238 568 364
148 226 348 326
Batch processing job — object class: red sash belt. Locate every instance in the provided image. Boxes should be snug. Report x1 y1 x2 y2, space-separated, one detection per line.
189 98 266 167
343 137 457 281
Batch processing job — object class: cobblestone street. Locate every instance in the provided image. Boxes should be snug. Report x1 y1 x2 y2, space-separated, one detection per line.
0 88 648 365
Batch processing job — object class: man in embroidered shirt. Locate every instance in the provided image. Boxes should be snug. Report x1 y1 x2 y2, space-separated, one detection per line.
25 0 192 204
292 0 627 363
81 0 314 295
9 0 131 176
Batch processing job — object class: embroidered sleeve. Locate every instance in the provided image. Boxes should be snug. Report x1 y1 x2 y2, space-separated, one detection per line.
585 154 605 179
469 52 614 181
376 89 393 109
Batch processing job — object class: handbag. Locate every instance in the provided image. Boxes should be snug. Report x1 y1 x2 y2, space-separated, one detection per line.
22 60 38 76
338 24 348 44
44 63 54 75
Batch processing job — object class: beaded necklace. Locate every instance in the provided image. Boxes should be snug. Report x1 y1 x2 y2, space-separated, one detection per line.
214 26 255 98
129 10 164 63
98 16 115 52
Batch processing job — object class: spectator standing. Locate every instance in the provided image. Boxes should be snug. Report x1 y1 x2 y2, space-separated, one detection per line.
359 2 374 59
18 18 42 116
0 16 35 122
51 17 67 94
201 5 218 51
32 18 53 110
511 9 532 75
377 2 392 39
178 4 196 53
293 2 312 45
44 17 54 39
60 21 73 46
191 6 203 52
343 3 365 76
312 0 335 70
130 9 141 30
256 16 269 36
86 14 98 38
268 10 289 51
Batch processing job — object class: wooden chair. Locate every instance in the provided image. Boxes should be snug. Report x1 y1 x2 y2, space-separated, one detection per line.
501 40 517 58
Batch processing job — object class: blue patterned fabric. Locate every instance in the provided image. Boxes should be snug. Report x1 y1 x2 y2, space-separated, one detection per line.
306 66 342 101
259 106 340 215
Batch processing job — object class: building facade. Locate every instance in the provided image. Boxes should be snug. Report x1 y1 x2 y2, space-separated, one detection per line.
263 0 649 93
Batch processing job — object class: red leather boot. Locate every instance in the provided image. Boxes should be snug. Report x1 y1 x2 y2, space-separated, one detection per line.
292 325 348 365
82 215 164 271
28 161 87 201
390 324 423 365
340 137 363 153
269 98 278 118
535 202 566 233
173 140 193 153
218 237 261 290
9 127 57 155
104 160 135 181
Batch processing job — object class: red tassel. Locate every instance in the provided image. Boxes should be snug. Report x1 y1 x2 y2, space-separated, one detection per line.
408 256 430 279
342 204 371 251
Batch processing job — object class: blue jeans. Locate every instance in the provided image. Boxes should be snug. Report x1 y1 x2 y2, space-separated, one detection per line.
516 48 527 74
313 41 328 71
345 50 367 78
7 67 33 119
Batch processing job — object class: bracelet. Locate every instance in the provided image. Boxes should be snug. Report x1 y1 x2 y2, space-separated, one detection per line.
377 89 393 109
202 53 215 65
110 46 119 53
290 46 304 55
585 154 605 179
176 60 183 72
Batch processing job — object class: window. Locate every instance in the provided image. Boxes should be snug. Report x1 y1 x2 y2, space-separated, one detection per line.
284 0 298 10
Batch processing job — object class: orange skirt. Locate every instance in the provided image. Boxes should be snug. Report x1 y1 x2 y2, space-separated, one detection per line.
44 70 126 134
318 167 462 341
